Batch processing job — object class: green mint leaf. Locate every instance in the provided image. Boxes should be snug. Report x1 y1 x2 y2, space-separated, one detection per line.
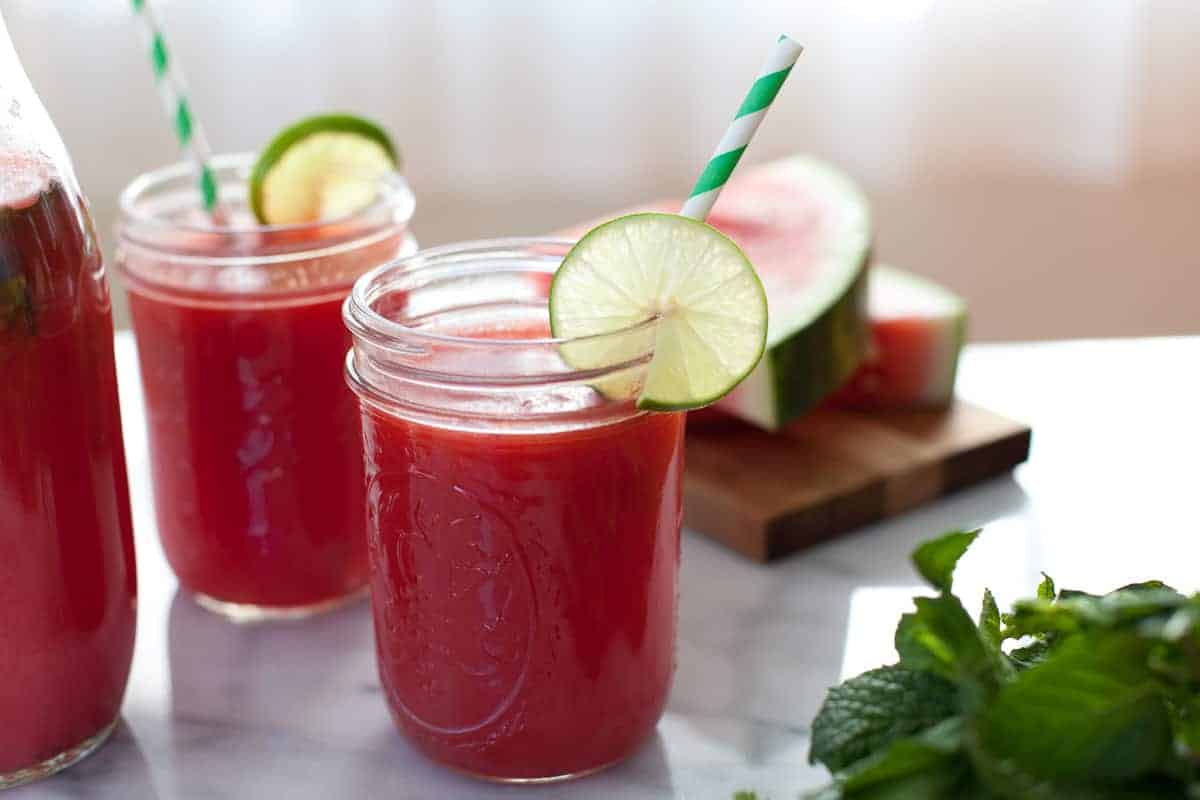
733 792 759 800
809 666 959 772
1003 586 1187 642
1115 580 1179 594
1002 598 1079 640
837 718 967 797
0 275 33 334
1168 695 1200 765
1037 573 1056 601
915 594 997 696
977 630 1173 783
896 593 1002 701
1156 601 1200 643
979 590 1001 652
896 612 954 675
1006 638 1054 670
912 530 981 592
979 589 1018 681
969 732 1184 800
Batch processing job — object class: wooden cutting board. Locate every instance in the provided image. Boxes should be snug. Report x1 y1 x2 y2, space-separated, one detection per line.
684 402 1031 562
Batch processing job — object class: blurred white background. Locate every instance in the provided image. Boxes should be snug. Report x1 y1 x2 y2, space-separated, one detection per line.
5 0 1198 339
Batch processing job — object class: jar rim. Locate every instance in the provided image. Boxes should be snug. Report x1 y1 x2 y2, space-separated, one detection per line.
343 237 661 429
117 152 415 267
344 236 658 350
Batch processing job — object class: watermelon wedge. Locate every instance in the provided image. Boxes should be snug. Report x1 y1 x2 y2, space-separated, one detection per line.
828 264 966 410
559 156 872 430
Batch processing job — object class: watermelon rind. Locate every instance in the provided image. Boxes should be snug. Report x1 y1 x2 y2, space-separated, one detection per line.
867 264 967 407
717 157 872 429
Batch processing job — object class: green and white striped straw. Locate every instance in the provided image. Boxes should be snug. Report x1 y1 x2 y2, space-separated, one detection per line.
681 35 803 221
130 0 226 220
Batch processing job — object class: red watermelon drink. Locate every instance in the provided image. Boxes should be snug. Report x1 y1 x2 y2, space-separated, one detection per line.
0 15 136 785
345 36 790 781
118 151 415 619
345 241 686 780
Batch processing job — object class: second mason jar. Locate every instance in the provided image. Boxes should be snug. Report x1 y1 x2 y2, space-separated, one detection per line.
117 154 416 620
344 239 684 782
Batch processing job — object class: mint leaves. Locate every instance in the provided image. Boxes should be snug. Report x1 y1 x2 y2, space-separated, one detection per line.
0 274 32 335
978 631 1172 783
810 667 958 772
804 530 1200 798
910 529 979 591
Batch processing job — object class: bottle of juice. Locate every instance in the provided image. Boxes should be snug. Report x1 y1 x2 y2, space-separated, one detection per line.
0 12 137 787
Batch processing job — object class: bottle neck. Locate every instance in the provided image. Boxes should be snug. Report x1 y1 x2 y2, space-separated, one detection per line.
0 11 77 202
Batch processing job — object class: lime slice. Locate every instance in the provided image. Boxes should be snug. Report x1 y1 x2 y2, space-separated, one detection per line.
249 114 400 225
549 212 768 411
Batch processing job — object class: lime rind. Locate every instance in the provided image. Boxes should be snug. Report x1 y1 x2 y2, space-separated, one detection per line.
249 113 400 225
549 212 768 411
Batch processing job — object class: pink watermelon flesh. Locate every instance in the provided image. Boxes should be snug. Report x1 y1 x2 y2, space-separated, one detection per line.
828 265 966 411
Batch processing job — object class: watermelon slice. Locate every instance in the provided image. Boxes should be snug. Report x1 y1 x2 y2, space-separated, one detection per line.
558 156 872 430
828 264 966 410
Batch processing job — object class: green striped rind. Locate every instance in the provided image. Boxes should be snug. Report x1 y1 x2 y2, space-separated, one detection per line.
764 265 869 425
948 310 968 401
719 157 872 429
928 287 970 406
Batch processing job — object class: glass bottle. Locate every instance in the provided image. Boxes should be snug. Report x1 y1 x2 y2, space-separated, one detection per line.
0 12 137 787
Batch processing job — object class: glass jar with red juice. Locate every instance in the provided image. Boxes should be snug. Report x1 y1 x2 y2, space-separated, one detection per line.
344 239 683 781
117 156 415 620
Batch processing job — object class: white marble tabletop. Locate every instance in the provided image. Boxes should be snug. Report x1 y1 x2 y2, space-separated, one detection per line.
13 334 1200 799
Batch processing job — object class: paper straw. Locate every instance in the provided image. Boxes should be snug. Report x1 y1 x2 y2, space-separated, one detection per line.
680 35 803 221
130 0 227 220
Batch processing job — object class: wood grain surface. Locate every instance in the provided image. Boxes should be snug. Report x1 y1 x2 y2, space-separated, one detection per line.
684 402 1031 561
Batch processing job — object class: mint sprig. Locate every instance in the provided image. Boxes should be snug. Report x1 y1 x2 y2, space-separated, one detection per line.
0 275 33 335
801 530 1200 798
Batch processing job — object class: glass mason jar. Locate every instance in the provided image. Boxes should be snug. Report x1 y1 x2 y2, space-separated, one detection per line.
116 155 416 621
0 13 136 787
344 239 684 782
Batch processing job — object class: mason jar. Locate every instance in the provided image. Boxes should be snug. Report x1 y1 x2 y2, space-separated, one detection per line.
344 239 683 781
117 154 416 620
